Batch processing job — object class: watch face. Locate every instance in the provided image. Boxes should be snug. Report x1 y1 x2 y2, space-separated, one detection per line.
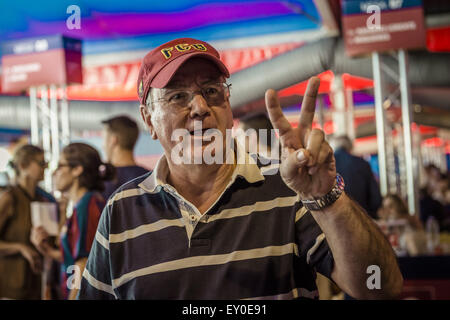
336 174 345 190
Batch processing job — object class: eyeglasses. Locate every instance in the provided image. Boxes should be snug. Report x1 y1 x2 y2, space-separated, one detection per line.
148 82 231 109
33 159 48 168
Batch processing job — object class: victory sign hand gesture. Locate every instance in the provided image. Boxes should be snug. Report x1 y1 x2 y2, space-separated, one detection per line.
265 77 336 199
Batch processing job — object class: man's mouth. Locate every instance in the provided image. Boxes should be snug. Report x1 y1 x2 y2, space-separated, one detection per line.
189 128 213 136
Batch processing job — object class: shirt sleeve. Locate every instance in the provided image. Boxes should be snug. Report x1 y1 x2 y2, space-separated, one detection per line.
294 203 334 279
77 204 116 300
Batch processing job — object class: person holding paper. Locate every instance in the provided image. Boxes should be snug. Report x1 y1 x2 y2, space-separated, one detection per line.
0 144 56 300
30 143 114 300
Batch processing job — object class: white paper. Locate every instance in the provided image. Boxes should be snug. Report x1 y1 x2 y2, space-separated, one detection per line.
30 202 59 236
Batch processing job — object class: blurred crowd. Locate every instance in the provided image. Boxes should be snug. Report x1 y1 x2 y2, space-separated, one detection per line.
0 115 148 300
1 112 449 300
241 114 450 261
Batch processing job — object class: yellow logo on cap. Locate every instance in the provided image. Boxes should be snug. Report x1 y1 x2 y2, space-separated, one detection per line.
160 43 208 60
138 80 144 97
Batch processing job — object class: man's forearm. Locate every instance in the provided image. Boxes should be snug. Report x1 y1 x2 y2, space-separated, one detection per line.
309 193 403 299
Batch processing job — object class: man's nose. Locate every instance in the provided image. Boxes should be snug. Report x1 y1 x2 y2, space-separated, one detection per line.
189 94 210 119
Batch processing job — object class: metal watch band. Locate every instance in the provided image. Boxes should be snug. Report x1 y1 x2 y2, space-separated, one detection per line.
301 174 345 211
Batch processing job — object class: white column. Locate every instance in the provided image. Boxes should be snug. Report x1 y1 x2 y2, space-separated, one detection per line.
331 75 348 137
39 86 52 191
60 85 71 145
398 50 417 215
372 52 388 196
49 84 60 173
29 87 39 145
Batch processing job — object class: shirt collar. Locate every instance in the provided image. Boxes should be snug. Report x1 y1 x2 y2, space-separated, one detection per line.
138 140 265 194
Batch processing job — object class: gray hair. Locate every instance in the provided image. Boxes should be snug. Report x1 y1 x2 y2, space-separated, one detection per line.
145 88 153 110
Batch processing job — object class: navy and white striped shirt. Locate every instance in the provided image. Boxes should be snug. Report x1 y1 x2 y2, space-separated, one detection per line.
78 146 334 299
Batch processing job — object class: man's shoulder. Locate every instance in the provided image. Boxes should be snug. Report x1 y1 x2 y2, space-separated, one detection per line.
114 165 149 184
104 171 154 209
110 171 152 196
116 165 149 174
335 150 370 168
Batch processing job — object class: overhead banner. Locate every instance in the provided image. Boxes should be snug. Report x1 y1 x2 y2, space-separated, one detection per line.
341 0 426 56
65 42 302 101
0 42 300 100
1 35 82 93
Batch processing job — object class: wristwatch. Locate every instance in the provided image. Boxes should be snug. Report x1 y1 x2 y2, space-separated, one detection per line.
301 174 345 211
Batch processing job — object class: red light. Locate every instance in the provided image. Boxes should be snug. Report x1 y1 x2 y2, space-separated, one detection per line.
422 137 443 147
323 121 334 135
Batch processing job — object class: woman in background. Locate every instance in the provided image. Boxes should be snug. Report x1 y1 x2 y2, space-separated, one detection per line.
377 194 426 256
0 144 56 299
379 194 423 230
31 143 114 300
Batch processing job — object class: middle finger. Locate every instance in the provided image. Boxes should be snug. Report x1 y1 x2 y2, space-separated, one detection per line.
306 128 324 166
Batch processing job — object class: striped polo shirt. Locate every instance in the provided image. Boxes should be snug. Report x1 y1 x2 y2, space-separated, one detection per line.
78 145 334 300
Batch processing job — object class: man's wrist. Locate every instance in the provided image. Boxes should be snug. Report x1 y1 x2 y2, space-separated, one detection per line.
300 174 345 211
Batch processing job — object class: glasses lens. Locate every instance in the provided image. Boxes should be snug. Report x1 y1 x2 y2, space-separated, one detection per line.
162 83 230 108
202 83 229 105
35 159 47 167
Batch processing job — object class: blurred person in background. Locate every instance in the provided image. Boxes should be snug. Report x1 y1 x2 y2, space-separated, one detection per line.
378 194 423 230
101 115 149 200
30 143 114 300
419 164 445 228
436 177 450 232
0 144 56 299
330 135 382 219
377 194 426 256
239 112 278 158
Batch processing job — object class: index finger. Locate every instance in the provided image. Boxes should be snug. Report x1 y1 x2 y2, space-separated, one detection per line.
265 89 292 136
298 76 320 132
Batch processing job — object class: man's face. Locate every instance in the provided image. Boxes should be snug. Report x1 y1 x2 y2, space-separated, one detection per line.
141 58 233 163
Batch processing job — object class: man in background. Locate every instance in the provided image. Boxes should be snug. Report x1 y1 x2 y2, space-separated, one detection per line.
101 115 148 200
239 113 276 157
330 135 382 219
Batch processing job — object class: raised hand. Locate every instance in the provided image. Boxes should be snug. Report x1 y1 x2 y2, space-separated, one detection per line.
265 76 336 199
30 226 51 256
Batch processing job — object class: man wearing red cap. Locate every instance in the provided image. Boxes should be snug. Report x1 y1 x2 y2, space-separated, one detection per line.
78 38 402 300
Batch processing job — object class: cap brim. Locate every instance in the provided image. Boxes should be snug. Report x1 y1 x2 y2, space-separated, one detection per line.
150 52 230 89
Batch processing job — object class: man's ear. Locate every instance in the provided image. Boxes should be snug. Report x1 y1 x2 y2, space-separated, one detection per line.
140 104 158 140
111 133 119 147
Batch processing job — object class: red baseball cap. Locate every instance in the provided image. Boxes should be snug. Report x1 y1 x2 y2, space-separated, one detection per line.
137 38 230 105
